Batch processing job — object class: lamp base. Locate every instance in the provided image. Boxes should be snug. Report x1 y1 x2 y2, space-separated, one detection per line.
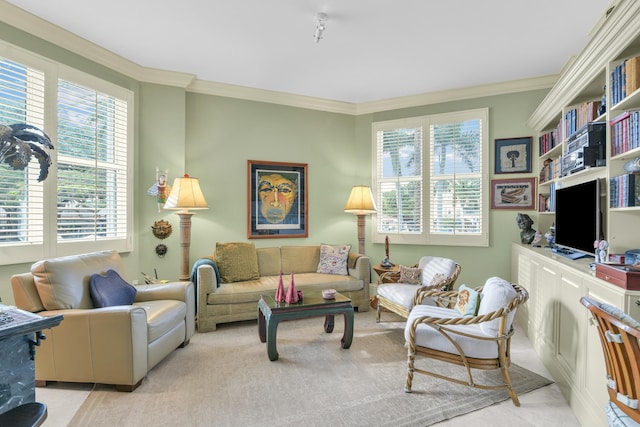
176 212 194 281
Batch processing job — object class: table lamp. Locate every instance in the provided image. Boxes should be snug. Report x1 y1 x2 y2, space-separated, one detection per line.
344 185 377 254
164 174 208 281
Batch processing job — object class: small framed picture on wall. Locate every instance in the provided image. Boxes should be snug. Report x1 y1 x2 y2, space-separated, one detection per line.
491 177 536 210
494 136 532 174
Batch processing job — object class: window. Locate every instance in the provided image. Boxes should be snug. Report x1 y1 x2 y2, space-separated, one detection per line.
0 44 133 264
372 109 489 247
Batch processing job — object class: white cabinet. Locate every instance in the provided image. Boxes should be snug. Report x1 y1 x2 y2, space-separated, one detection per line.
512 243 640 427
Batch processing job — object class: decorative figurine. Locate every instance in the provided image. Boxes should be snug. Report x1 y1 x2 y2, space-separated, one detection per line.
275 271 285 302
594 240 609 263
516 213 536 244
531 231 543 247
147 167 171 212
545 227 555 247
380 235 395 268
285 272 299 304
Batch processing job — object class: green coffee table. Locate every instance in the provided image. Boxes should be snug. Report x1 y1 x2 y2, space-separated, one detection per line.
258 291 354 361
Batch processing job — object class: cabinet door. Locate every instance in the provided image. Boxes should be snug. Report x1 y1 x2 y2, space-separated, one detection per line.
534 260 558 355
514 249 534 337
556 270 584 386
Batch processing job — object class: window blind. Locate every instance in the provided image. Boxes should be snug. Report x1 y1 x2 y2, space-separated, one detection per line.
429 119 482 235
0 58 45 245
57 80 128 241
375 126 423 234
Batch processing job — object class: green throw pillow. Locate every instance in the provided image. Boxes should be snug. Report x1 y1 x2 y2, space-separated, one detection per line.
215 242 260 283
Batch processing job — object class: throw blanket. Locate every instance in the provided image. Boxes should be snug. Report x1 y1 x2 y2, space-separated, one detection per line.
190 258 221 288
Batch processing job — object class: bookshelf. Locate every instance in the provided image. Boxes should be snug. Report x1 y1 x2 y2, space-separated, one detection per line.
524 3 640 425
529 0 640 255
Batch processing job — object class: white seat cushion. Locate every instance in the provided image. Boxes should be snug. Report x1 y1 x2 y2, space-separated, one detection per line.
405 305 499 359
378 284 436 310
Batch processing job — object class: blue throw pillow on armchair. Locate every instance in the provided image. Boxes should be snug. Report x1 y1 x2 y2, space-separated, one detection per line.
89 269 137 308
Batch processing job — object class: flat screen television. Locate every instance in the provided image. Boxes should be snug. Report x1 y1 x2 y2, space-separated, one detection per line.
553 179 603 259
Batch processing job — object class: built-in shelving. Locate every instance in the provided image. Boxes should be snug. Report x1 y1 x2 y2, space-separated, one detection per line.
530 0 640 253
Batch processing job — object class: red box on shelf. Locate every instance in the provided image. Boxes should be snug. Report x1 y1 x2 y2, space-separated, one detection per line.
595 263 640 290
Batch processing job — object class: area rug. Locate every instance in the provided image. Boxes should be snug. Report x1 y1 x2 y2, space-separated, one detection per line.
69 310 552 427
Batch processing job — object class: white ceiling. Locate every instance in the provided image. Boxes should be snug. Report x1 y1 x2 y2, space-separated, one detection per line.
5 0 614 104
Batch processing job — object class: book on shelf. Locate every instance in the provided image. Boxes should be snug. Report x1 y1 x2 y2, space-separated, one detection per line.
610 55 640 106
610 110 640 156
609 172 640 208
538 194 549 212
564 101 600 139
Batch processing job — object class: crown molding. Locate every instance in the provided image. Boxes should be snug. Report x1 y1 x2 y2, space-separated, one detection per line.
354 75 558 116
0 0 558 116
187 79 357 115
528 0 640 130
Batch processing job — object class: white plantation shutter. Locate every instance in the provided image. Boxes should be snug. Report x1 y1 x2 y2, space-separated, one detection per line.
0 43 133 264
372 109 488 247
375 124 423 234
429 118 482 235
0 58 46 248
57 80 128 242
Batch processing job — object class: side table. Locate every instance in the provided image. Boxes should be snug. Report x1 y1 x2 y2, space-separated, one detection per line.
373 264 400 284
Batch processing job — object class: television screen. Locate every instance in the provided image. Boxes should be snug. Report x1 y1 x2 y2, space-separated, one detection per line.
554 179 602 259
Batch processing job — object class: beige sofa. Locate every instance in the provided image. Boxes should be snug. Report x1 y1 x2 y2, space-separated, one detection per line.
11 250 195 391
195 243 371 332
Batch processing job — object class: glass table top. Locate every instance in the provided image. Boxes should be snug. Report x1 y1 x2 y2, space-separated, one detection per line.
261 291 351 310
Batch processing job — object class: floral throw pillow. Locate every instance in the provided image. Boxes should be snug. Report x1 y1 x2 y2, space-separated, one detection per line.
399 265 422 285
455 284 481 316
316 244 351 275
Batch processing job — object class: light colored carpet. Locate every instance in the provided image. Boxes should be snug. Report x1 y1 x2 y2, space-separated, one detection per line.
69 310 552 427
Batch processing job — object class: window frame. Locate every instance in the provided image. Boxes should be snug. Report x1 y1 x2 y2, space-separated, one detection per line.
371 108 489 247
0 41 134 265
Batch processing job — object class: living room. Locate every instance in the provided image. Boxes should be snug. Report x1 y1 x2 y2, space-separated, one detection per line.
0 1 635 426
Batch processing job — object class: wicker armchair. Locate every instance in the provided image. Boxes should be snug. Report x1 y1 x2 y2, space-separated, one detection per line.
580 296 640 425
376 256 461 322
404 277 529 406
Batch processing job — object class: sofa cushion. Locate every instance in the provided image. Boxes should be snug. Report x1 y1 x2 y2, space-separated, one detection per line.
89 269 137 308
133 299 186 342
316 244 350 275
257 247 282 277
281 245 320 274
31 250 126 310
216 242 260 283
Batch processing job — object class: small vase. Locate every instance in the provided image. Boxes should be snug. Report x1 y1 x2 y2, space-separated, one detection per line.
285 272 299 304
275 270 285 302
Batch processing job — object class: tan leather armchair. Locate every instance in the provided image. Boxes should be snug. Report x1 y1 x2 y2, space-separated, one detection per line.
11 250 195 391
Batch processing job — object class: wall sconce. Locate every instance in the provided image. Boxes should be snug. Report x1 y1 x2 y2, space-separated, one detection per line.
344 185 377 255
163 174 208 281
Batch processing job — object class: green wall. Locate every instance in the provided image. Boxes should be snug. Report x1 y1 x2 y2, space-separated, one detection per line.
355 91 549 285
0 20 550 303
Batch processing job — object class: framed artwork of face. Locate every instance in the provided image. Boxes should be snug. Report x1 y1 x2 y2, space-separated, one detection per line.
247 160 308 238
